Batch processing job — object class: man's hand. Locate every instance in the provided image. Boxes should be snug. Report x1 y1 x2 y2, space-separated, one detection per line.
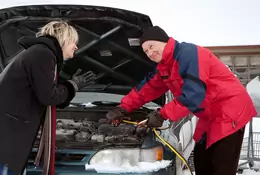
146 109 165 128
106 106 128 126
68 69 96 91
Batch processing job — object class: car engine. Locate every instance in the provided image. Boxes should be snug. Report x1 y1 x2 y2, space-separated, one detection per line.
52 118 147 146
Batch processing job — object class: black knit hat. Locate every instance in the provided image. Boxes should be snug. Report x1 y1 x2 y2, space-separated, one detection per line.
140 26 169 45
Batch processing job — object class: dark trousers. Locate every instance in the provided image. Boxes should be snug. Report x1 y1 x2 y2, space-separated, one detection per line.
194 127 245 175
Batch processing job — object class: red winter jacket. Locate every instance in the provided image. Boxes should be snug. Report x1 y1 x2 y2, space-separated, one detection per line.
120 37 257 148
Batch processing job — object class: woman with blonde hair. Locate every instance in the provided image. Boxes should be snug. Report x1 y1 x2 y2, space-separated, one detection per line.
0 21 96 175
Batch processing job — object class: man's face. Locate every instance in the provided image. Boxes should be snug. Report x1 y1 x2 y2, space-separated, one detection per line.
142 40 166 63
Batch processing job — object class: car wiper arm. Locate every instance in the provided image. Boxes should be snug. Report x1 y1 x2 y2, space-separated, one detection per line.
91 101 120 106
78 84 132 93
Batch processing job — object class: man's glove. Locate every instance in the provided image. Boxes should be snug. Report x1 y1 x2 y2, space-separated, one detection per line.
106 106 128 126
68 69 96 91
146 109 165 128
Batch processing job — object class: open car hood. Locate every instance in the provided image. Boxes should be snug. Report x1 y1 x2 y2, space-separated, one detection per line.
0 4 166 106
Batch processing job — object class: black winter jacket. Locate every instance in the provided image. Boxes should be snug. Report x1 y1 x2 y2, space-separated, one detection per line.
0 35 75 174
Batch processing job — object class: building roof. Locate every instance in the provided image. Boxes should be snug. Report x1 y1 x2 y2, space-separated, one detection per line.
204 45 260 56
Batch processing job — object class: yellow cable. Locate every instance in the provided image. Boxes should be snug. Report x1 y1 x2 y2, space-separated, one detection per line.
122 120 194 175
122 120 137 125
153 128 193 175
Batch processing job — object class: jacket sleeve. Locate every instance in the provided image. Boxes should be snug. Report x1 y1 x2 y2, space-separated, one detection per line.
25 46 75 107
160 44 209 121
120 69 169 112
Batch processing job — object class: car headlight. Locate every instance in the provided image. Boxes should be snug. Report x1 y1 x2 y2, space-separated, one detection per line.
89 146 163 166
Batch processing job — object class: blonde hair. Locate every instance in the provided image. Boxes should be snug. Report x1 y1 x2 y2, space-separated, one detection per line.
36 21 79 48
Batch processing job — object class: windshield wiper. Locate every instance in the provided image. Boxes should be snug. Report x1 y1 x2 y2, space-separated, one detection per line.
91 101 120 106
79 84 132 92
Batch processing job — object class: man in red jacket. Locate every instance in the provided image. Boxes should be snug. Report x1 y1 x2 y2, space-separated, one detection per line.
106 26 257 175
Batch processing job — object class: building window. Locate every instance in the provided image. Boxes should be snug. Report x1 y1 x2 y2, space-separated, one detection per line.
218 55 260 86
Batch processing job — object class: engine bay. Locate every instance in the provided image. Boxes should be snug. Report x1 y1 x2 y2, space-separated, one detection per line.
55 118 144 144
35 108 151 149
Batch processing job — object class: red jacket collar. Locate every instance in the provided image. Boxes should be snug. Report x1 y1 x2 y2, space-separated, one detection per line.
157 37 175 71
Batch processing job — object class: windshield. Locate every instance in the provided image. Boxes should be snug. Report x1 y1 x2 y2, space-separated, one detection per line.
71 92 161 108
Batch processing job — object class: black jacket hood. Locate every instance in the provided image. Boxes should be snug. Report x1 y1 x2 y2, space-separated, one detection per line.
18 35 64 72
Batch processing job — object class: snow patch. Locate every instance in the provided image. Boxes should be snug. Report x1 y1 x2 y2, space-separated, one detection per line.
85 160 171 173
69 102 97 108
82 102 97 107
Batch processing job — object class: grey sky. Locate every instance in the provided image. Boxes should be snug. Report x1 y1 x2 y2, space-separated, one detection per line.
0 0 259 47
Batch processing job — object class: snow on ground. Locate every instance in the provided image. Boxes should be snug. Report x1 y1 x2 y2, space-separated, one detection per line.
183 170 259 175
183 169 259 175
183 161 260 175
85 160 171 173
